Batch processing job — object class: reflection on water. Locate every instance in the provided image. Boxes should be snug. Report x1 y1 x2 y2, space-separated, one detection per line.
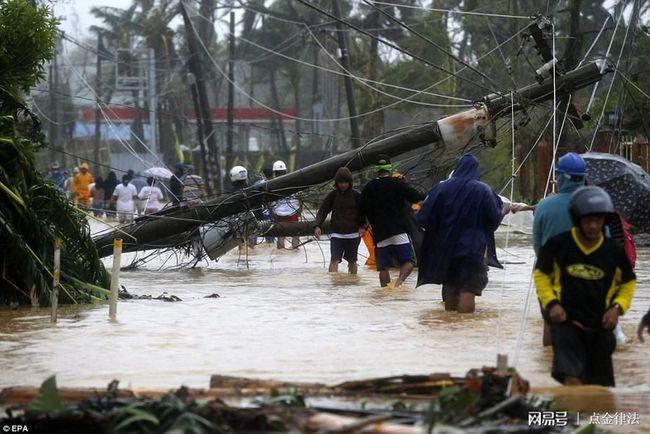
1 230 648 424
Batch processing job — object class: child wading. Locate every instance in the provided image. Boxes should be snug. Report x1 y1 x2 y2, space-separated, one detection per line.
534 186 636 386
314 167 362 274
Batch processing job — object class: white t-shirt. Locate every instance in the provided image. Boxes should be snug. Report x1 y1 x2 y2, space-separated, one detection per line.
376 233 410 248
273 196 300 217
138 186 164 211
112 183 137 212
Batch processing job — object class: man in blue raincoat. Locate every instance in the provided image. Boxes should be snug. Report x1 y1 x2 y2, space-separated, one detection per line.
532 152 586 345
416 154 508 313
533 153 586 256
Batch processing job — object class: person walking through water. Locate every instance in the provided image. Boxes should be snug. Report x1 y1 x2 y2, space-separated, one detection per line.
314 167 362 274
104 171 118 218
358 155 424 287
416 154 509 313
89 177 105 217
111 175 138 224
138 177 164 214
170 163 184 205
72 162 94 208
533 152 586 345
271 160 302 249
229 165 249 191
639 307 650 343
45 162 65 191
535 186 635 386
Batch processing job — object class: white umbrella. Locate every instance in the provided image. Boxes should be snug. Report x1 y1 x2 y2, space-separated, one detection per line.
144 167 173 179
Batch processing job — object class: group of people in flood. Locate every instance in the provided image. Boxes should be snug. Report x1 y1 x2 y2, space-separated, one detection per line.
45 153 648 388
311 152 645 389
45 162 165 223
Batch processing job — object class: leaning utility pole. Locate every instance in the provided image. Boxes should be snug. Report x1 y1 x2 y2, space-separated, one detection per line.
332 0 361 149
226 11 235 170
93 33 103 174
48 50 56 159
148 48 158 157
180 0 221 194
54 37 63 152
188 74 212 196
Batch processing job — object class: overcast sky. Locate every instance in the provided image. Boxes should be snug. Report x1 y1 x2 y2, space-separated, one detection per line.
53 0 134 37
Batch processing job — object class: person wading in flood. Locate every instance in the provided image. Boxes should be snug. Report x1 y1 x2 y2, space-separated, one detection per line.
111 175 138 224
535 186 636 386
358 155 424 287
170 163 184 205
533 152 586 345
639 308 650 343
271 160 302 249
314 167 362 274
72 162 94 208
415 154 508 313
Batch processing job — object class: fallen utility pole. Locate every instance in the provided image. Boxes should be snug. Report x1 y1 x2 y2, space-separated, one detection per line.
94 62 606 257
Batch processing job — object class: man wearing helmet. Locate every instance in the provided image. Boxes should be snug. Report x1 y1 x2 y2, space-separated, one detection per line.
271 160 301 249
46 162 65 191
532 152 586 346
229 165 248 191
534 186 636 386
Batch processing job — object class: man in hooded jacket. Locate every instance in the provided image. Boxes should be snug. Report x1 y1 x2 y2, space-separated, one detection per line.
314 167 362 274
416 154 508 313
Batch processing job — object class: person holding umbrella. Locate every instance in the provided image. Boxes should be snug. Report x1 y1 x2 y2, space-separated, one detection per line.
138 177 164 214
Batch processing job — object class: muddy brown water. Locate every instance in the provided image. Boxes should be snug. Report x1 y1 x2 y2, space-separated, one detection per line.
1 223 649 429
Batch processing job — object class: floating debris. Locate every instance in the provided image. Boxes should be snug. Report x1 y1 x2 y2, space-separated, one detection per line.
0 368 583 433
118 288 182 302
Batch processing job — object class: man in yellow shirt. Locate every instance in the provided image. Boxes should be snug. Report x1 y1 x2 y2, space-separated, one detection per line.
534 186 635 386
72 162 94 208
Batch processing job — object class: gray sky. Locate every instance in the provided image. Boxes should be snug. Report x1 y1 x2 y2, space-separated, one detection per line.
53 0 134 37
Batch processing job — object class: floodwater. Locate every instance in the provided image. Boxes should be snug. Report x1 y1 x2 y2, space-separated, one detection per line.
1 221 649 427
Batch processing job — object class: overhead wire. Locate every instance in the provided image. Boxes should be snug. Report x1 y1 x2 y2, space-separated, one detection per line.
62 42 187 206
496 91 517 357
293 0 503 96
576 15 611 68
588 0 636 151
372 1 531 20
361 0 504 93
187 7 468 124
584 3 626 116
189 3 473 105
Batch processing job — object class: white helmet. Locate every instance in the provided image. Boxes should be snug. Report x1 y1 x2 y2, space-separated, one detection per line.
273 160 287 172
229 165 248 182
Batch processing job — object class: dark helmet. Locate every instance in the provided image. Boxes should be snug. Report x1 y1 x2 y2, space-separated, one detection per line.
569 186 615 225
556 152 586 177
